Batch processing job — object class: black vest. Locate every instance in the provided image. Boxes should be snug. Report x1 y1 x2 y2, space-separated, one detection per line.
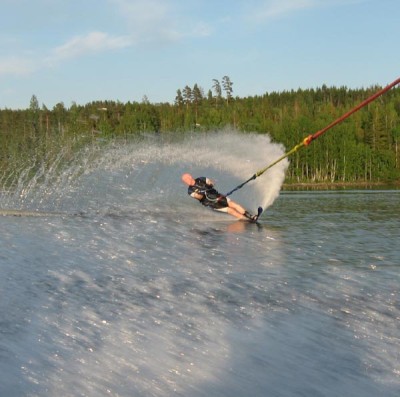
188 177 219 204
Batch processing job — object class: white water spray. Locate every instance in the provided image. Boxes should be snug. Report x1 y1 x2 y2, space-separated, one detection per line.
1 129 288 216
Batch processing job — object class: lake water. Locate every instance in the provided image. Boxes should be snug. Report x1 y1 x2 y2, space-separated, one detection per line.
1 132 399 396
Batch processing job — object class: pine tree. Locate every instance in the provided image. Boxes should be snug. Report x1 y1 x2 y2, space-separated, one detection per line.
212 79 222 108
192 84 203 124
175 89 184 107
182 86 192 109
29 94 40 135
222 76 233 104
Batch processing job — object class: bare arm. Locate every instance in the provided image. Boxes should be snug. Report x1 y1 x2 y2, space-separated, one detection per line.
190 192 204 201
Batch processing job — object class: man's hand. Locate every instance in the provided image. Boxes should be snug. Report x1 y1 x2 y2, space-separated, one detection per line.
205 178 214 186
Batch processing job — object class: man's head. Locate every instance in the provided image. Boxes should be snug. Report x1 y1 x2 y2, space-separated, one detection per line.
181 173 195 186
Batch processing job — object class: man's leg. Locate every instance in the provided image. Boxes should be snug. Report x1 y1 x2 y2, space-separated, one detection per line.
226 207 247 220
228 198 258 220
214 196 255 220
222 198 255 220
227 198 247 215
214 205 247 220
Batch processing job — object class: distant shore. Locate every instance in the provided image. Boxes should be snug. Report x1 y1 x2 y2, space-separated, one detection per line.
282 181 400 191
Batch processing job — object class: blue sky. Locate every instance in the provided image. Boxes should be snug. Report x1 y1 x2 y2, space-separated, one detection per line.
1 0 399 109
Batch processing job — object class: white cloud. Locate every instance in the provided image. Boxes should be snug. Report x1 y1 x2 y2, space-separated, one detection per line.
1 1 212 78
0 32 132 77
50 31 132 62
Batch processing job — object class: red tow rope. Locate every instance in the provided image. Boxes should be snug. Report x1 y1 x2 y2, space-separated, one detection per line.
303 77 400 146
225 77 400 197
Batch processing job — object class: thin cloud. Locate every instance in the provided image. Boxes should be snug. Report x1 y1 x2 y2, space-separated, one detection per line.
0 32 131 77
111 0 169 26
248 0 364 22
110 0 178 42
1 1 213 78
0 56 36 77
190 22 213 38
249 0 318 22
110 0 212 43
50 31 132 62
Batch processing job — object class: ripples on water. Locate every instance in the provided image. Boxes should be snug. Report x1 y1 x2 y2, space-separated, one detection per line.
1 132 399 396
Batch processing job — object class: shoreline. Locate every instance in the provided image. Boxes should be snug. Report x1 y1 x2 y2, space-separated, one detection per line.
282 181 400 191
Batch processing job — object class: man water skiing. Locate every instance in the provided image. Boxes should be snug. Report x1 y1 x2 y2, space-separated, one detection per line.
181 173 261 222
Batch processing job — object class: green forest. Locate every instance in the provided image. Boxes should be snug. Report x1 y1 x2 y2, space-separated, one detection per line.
1 76 400 188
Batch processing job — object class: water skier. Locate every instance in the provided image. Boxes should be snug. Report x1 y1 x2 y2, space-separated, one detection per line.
181 173 260 221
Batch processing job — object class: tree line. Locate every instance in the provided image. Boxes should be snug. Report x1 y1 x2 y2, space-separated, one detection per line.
1 76 400 187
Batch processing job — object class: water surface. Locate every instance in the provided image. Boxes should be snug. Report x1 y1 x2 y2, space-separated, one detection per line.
1 133 399 396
